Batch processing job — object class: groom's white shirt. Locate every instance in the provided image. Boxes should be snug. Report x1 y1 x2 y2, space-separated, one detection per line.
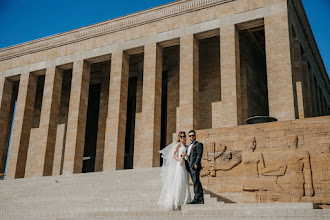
187 140 196 156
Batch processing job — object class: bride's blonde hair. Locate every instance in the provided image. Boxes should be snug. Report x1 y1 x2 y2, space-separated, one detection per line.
177 131 186 143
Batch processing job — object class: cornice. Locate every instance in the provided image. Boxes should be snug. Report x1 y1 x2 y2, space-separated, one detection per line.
0 0 234 62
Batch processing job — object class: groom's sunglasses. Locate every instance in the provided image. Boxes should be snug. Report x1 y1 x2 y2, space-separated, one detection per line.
189 135 195 137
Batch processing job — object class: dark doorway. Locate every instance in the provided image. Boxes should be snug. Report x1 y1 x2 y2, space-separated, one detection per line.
160 71 168 166
124 77 138 169
239 26 269 124
82 84 101 173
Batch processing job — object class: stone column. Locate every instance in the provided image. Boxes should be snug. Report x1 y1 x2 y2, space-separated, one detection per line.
219 25 241 127
296 81 304 119
95 79 109 172
52 123 66 176
300 53 312 117
177 35 199 131
308 69 317 116
321 95 326 116
25 67 63 177
317 86 323 116
134 43 162 168
6 73 37 179
265 11 295 121
290 32 301 119
62 60 90 174
0 77 13 173
103 51 129 171
314 81 321 116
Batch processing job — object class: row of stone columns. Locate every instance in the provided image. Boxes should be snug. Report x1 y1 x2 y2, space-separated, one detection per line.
290 25 330 118
2 12 327 178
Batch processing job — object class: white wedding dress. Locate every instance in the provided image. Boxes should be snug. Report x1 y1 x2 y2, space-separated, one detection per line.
158 142 191 210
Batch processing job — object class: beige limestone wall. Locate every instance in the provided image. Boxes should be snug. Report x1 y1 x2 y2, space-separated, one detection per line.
197 116 330 204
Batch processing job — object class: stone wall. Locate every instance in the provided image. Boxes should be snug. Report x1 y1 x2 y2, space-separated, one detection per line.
197 116 330 205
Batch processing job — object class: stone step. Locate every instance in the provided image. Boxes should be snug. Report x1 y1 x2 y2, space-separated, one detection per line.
2 168 161 179
2 209 329 219
1 185 209 202
181 202 315 211
3 216 326 220
0 194 217 208
2 167 326 219
1 195 216 207
0 179 164 188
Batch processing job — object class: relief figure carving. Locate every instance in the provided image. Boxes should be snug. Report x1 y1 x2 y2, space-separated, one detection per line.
201 142 241 177
241 137 285 194
309 145 330 203
277 135 314 202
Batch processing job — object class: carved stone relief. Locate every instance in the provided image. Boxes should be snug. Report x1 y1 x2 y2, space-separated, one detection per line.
201 142 241 177
202 135 319 203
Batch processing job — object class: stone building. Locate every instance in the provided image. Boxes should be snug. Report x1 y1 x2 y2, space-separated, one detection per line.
0 0 329 206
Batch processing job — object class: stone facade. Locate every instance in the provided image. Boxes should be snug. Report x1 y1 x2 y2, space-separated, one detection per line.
0 0 329 206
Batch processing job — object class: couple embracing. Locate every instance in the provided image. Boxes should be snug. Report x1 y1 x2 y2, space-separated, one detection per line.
158 130 204 210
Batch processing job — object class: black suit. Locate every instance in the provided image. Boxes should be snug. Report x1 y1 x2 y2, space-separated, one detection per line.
186 140 204 202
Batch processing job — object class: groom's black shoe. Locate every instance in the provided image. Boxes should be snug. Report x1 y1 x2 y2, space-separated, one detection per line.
189 199 204 204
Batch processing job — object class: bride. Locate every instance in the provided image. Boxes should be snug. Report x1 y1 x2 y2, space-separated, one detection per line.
158 131 191 210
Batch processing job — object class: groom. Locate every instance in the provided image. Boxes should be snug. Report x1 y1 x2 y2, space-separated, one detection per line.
185 130 204 204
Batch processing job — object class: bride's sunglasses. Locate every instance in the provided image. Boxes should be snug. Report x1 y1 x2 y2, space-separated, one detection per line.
180 136 186 138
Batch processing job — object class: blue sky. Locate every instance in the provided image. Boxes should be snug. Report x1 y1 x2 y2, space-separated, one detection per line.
0 0 329 74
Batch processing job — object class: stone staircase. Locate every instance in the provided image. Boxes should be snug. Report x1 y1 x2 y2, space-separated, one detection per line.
0 168 328 219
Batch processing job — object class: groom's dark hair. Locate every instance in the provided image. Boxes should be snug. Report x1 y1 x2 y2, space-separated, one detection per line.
189 130 196 135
